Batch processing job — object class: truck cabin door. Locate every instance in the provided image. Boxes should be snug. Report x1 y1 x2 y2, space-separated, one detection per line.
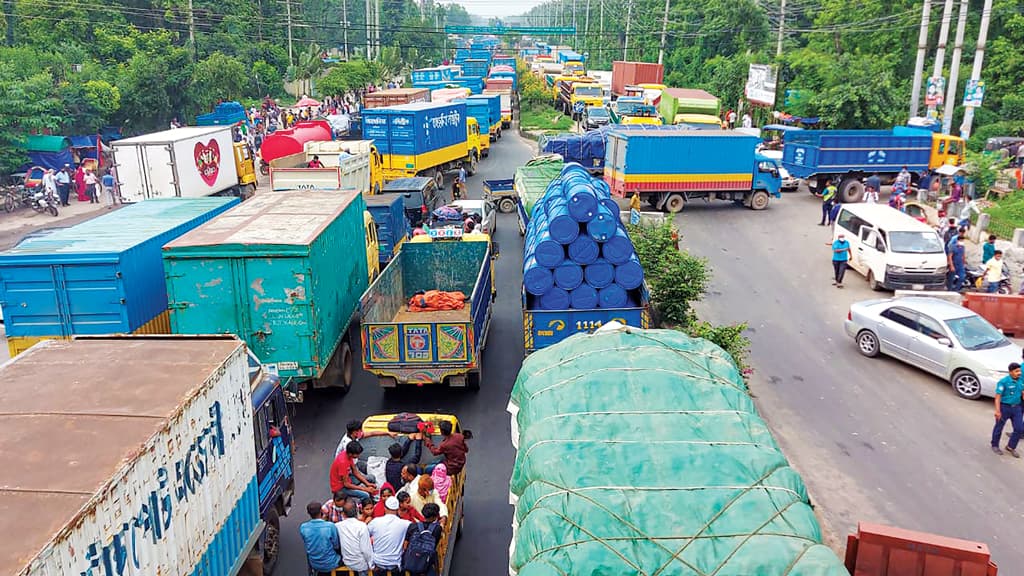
856 227 886 280
932 136 964 167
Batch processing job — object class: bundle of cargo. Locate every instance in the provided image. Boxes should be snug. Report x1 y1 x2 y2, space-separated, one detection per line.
508 324 849 575
522 163 644 312
514 155 564 223
538 128 609 174
431 87 472 103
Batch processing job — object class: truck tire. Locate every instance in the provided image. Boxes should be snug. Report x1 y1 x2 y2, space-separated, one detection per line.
262 508 281 574
465 154 478 177
664 194 685 213
320 341 352 392
839 178 865 203
498 197 516 213
467 365 482 391
749 190 770 210
497 128 502 139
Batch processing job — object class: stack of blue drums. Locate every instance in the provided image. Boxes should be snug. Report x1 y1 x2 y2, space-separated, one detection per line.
523 163 646 311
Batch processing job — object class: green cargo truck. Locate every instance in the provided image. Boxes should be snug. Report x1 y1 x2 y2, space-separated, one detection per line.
513 155 565 236
658 87 720 124
163 190 369 400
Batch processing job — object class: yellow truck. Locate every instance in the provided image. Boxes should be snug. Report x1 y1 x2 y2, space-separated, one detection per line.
558 79 605 120
330 413 467 576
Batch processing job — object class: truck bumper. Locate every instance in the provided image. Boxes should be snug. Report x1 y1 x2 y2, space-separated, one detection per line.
881 273 947 291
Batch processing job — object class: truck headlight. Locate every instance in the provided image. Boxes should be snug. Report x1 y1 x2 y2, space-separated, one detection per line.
886 265 905 274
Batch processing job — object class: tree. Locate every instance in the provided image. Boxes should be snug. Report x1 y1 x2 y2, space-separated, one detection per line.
61 80 122 133
190 52 248 113
0 66 63 174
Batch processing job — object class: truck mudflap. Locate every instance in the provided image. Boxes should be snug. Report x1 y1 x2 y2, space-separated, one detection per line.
522 286 652 354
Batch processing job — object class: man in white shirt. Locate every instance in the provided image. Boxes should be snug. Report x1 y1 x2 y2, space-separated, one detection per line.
983 251 1005 293
335 500 373 575
367 496 411 573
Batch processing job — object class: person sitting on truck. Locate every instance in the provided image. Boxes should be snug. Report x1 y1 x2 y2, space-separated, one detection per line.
372 483 397 518
423 420 470 476
404 474 449 520
330 440 378 501
300 501 342 576
397 490 426 522
308 155 325 168
322 490 350 523
386 437 423 491
402 503 443 576
359 497 376 523
368 496 412 575
336 499 373 575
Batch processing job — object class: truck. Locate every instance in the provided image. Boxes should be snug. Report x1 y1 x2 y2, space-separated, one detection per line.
658 87 720 124
782 126 966 203
363 193 410 270
611 60 664 99
454 98 492 158
483 177 517 213
411 66 457 86
302 139 385 194
330 412 466 576
483 88 513 128
258 120 333 175
111 126 258 202
467 93 503 140
362 102 481 187
604 130 782 212
359 232 496 389
558 79 604 119
163 190 370 399
610 97 663 125
3 335 294 576
461 58 489 78
362 87 430 109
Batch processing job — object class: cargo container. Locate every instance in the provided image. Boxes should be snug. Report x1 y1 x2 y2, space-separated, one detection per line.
483 88 513 128
411 66 456 85
658 87 720 123
611 61 664 98
0 197 238 355
362 87 430 109
269 151 372 192
604 130 782 212
451 76 485 94
359 235 495 389
304 139 385 194
1 336 294 576
432 87 472 103
845 523 998 575
962 293 1024 336
455 99 493 158
112 126 256 202
362 102 479 184
782 127 965 202
258 120 333 175
492 55 516 68
484 77 514 92
467 93 503 140
363 193 410 269
163 191 369 398
462 58 490 78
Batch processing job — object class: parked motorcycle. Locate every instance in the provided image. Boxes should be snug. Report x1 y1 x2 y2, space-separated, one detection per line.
962 262 1011 294
26 188 59 216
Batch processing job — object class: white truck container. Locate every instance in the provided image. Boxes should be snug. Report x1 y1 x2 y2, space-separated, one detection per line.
112 126 241 203
269 139 379 193
2 337 260 576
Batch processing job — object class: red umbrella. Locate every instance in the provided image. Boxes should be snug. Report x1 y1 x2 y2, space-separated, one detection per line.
294 96 320 107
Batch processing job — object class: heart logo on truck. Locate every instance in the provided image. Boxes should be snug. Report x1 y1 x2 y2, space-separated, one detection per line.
194 139 221 187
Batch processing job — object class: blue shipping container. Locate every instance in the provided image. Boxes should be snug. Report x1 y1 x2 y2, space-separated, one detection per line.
782 128 934 179
364 194 410 266
451 77 484 95
462 58 490 78
361 102 468 157
455 99 490 137
0 197 238 338
467 94 501 131
608 130 760 175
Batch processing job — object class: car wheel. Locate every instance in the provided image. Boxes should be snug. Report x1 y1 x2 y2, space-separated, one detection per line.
856 330 880 357
951 369 982 400
867 271 882 291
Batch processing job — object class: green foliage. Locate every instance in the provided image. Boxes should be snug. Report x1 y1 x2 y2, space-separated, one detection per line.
0 65 63 174
683 320 751 371
191 52 248 113
519 103 573 132
984 191 1024 240
967 121 1024 152
60 80 121 133
318 60 374 97
251 61 285 98
964 150 1010 194
517 62 549 107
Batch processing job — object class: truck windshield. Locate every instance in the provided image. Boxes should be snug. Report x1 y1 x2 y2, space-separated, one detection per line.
575 86 602 97
888 231 944 254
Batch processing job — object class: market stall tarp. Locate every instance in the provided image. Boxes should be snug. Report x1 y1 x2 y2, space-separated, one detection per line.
507 325 848 576
21 135 73 170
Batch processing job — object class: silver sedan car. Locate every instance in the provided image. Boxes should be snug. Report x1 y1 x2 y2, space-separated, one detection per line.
844 296 1023 399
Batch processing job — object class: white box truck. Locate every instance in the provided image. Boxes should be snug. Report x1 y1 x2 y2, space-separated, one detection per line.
269 139 383 194
0 336 283 576
112 126 256 203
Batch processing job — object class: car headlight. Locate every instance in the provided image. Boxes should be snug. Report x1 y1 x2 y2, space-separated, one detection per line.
935 267 948 274
886 265 905 274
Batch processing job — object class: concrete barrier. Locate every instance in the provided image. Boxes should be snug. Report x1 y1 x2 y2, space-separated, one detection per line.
893 290 963 305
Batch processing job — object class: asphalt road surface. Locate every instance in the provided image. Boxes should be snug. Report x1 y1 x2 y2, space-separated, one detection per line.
677 190 1024 566
278 132 536 575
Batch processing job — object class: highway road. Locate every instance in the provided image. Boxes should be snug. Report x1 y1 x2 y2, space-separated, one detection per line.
278 132 536 575
678 190 1024 566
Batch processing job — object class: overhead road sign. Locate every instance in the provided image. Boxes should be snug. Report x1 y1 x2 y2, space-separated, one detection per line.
444 25 576 35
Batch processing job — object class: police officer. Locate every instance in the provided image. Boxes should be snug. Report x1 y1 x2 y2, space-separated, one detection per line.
991 363 1024 457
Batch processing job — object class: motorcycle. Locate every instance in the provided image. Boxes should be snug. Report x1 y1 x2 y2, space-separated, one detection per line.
962 262 1011 295
26 188 59 216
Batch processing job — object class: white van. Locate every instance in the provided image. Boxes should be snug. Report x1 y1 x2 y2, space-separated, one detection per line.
833 204 947 291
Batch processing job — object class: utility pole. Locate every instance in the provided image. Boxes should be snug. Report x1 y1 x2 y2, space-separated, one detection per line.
909 0 931 118
375 0 381 60
187 0 197 59
942 0 969 134
584 0 590 58
658 0 670 65
960 0 992 139
933 0 954 77
776 0 786 57
599 0 604 61
365 0 372 59
4 0 14 46
341 0 349 60
284 0 294 65
623 0 632 61
573 0 578 50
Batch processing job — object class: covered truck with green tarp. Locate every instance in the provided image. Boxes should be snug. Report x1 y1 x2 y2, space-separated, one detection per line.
658 87 720 124
513 155 564 236
507 323 848 576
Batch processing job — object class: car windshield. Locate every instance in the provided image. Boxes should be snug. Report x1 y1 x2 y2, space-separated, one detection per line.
588 108 609 118
945 314 1009 351
888 231 945 254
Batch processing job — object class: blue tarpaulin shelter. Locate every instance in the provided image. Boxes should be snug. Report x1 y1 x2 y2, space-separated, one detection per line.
22 135 73 171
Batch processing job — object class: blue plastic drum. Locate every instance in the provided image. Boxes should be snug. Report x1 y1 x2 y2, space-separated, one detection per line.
569 284 599 309
538 286 571 310
586 206 617 242
568 235 600 265
598 283 628 308
601 228 635 265
523 256 554 295
614 255 645 289
583 258 615 288
553 261 584 290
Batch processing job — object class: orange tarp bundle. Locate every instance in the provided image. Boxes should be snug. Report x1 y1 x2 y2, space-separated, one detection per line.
408 290 466 312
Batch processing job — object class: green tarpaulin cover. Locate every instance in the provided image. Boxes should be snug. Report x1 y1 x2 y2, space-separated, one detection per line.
508 325 848 576
514 155 563 218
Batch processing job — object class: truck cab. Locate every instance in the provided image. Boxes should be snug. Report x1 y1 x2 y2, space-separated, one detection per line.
364 211 381 282
468 115 487 160
233 142 258 198
931 134 966 168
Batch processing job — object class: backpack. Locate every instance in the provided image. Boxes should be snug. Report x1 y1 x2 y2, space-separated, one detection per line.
402 521 437 573
388 412 423 434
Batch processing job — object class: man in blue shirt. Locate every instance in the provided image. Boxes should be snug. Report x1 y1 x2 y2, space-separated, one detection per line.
830 233 851 288
946 230 967 292
299 501 342 575
817 180 836 226
991 363 1024 457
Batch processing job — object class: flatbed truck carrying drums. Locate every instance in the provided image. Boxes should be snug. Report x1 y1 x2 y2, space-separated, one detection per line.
331 412 466 576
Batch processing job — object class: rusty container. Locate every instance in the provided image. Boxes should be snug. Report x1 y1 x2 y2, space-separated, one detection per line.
845 523 997 575
962 293 1024 336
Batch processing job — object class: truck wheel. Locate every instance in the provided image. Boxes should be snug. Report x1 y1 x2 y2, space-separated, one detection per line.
465 154 478 177
498 197 516 213
749 190 770 210
321 341 352 393
664 194 685 213
262 508 281 574
467 366 481 391
839 178 865 203
497 128 502 139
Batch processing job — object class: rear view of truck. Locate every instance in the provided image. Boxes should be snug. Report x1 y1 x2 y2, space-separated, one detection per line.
362 102 477 186
360 236 495 389
2 337 262 576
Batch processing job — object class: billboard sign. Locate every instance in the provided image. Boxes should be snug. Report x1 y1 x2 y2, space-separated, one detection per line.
745 64 777 106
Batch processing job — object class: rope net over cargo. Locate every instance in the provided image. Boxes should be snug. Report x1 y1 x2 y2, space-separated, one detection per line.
507 325 847 576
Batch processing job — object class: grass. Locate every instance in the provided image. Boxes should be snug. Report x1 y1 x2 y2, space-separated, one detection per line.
985 190 1024 239
518 101 574 133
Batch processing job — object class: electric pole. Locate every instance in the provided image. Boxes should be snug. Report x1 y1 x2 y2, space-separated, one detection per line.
623 0 632 61
5 0 14 46
584 0 590 58
658 0 670 65
374 0 381 60
366 0 372 59
776 0 786 57
960 0 992 139
909 0 931 118
342 0 349 60
942 0 969 134
933 0 954 78
573 0 578 50
188 0 197 60
284 0 294 65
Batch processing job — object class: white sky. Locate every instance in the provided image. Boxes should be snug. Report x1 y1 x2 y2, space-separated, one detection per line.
449 0 546 18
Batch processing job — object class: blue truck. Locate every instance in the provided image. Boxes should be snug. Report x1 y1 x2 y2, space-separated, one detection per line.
359 234 496 389
363 193 410 269
467 93 503 140
782 126 966 202
461 58 490 79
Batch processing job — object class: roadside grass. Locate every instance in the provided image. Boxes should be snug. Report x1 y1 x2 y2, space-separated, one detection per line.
519 102 574 132
985 190 1024 238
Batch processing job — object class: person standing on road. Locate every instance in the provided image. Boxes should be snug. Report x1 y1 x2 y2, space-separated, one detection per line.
101 170 115 208
84 169 98 204
74 164 87 202
630 192 641 225
55 165 71 206
864 173 881 204
983 250 1005 293
828 198 842 226
830 233 851 288
817 180 836 226
946 230 967 292
300 501 342 576
991 363 1024 457
456 165 467 200
982 234 997 263
41 169 57 200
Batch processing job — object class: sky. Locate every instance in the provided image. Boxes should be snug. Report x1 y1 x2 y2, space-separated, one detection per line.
450 0 546 18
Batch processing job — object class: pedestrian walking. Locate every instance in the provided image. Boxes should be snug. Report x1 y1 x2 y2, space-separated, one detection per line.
41 169 57 200
983 250 1005 293
991 363 1024 457
946 230 967 292
829 233 851 288
629 192 641 225
74 165 87 202
828 199 842 226
817 180 836 225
